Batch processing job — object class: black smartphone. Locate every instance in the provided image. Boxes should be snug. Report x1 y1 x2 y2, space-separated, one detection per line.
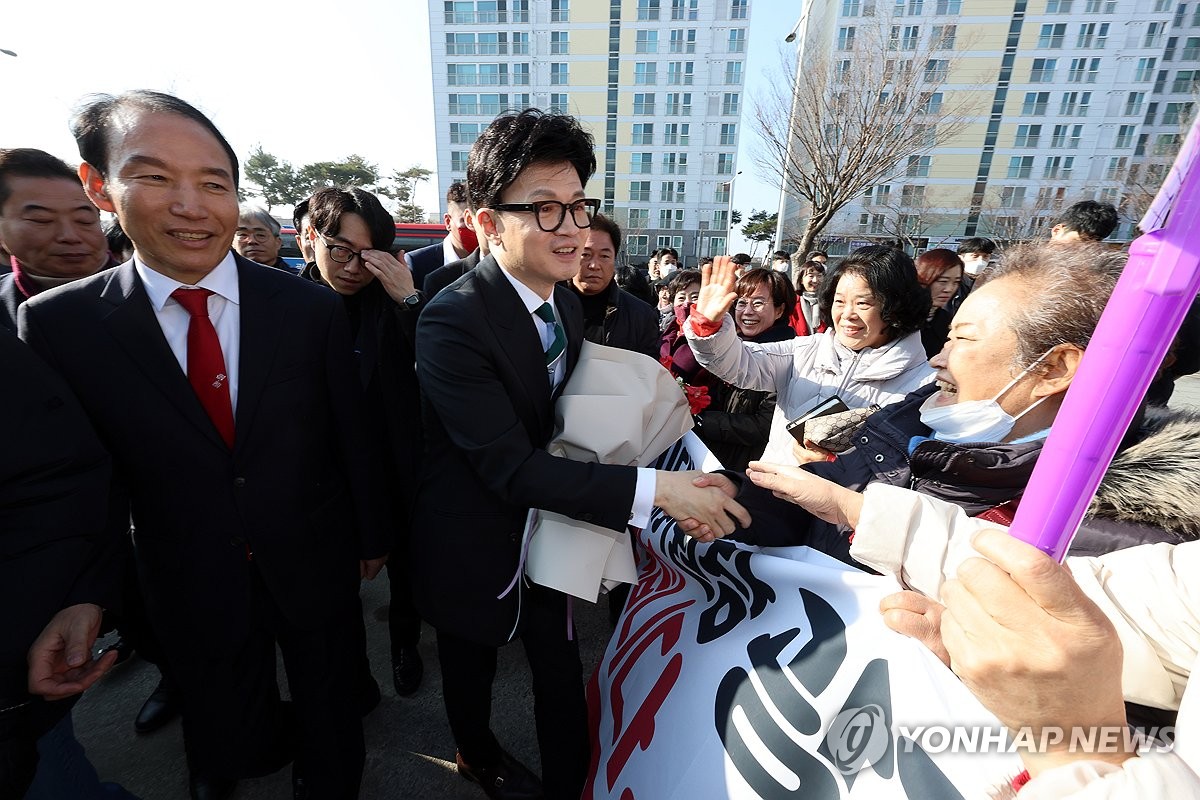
785 396 850 442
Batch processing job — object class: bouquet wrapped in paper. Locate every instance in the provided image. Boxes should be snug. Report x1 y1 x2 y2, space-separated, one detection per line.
522 340 698 602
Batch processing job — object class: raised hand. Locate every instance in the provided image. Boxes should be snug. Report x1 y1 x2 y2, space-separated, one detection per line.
693 255 739 324
362 249 418 304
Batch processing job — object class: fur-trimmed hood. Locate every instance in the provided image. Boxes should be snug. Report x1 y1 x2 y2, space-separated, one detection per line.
1089 406 1200 539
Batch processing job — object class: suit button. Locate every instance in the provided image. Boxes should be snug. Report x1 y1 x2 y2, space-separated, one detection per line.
233 477 246 488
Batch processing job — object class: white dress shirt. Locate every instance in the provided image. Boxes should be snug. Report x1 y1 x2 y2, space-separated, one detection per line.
135 252 241 412
498 265 655 527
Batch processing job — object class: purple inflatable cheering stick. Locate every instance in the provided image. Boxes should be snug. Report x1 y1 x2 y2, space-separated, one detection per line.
1008 114 1200 562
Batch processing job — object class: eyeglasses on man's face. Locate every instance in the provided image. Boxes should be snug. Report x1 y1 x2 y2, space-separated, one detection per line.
235 228 275 243
492 198 601 233
315 231 363 264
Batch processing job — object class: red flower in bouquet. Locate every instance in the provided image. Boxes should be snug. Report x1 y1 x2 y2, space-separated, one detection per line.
682 383 711 415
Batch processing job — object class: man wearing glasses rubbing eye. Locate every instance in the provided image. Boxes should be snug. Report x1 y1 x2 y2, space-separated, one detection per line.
413 109 750 800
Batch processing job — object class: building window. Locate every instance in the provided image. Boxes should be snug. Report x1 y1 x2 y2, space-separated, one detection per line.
1000 186 1026 209
511 63 529 85
449 122 482 144
550 31 569 54
512 0 529 22
631 153 653 174
446 33 475 55
920 92 943 114
1076 22 1109 48
667 92 693 115
1043 156 1074 179
720 123 737 146
659 209 685 230
1104 157 1127 181
1114 124 1137 148
932 24 956 49
632 123 654 145
1037 186 1067 210
724 61 743 84
550 0 569 22
1067 57 1100 83
451 151 469 172
721 92 739 115
1014 124 1041 147
549 93 568 113
636 30 658 54
662 153 688 174
668 61 694 85
633 93 655 115
843 0 861 14
669 28 697 53
628 209 650 229
935 0 961 11
550 63 568 85
907 0 924 13
1145 21 1165 47
448 94 477 115
638 0 660 20
901 185 925 206
1038 23 1066 48
1164 102 1195 125
1084 0 1115 12
478 32 505 54
1135 58 1157 82
924 59 948 81
1050 124 1082 148
1030 58 1056 82
1183 37 1200 60
837 27 857 51
1059 91 1091 116
512 32 529 54
635 62 657 85
1173 70 1199 94
629 181 650 202
906 155 931 177
717 153 735 175
626 235 649 255
728 29 746 52
670 0 698 21
1124 91 1146 116
447 64 477 86
730 0 748 19
659 181 686 202
1021 92 1049 115
1007 156 1033 179
1155 133 1183 157
663 123 689 145
1045 0 1072 11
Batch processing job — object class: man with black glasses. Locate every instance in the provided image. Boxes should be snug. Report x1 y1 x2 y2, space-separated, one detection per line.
413 109 749 800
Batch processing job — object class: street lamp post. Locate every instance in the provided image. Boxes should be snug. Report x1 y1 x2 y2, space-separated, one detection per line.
725 170 742 255
774 0 815 256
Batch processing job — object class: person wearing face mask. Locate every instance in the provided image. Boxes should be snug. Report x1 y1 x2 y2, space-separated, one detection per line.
406 181 479 289
660 268 717 392
687 245 934 466
696 269 797 472
943 236 995 318
701 242 1172 566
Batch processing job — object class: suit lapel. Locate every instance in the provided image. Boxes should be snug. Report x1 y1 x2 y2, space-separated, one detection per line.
475 257 554 423
232 256 286 453
101 261 228 451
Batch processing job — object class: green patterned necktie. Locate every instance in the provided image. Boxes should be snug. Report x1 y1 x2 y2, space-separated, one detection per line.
534 302 565 366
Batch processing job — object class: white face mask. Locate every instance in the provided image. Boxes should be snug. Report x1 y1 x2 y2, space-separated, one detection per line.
919 353 1050 444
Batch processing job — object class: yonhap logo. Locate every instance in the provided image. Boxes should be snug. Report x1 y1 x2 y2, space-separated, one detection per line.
827 705 889 775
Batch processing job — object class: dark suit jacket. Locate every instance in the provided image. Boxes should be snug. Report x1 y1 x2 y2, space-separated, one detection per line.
406 240 449 288
0 329 112 707
423 249 481 298
18 255 386 662
412 255 637 645
0 274 21 333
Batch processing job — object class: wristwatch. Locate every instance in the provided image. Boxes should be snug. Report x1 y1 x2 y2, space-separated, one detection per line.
403 291 421 308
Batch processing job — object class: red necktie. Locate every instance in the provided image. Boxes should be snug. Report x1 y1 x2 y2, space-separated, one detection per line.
171 288 235 448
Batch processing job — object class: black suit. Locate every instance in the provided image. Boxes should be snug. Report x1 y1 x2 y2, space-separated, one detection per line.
0 329 112 797
406 241 449 288
422 248 480 298
413 255 637 796
19 255 384 794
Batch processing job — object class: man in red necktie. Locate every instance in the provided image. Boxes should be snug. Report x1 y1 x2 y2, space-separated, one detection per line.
19 91 387 800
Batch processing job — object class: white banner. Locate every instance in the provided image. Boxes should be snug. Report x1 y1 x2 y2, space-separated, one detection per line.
585 440 1023 800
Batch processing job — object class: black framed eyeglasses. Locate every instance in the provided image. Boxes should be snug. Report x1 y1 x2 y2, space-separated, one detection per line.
315 231 362 264
492 198 600 232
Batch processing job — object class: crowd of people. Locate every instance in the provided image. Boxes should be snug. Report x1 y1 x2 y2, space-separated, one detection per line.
1 89 1198 800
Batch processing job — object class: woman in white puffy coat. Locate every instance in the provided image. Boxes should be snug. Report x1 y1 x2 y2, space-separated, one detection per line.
685 246 935 464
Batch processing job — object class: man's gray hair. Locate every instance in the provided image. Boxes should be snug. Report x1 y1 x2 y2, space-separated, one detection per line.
237 203 281 236
977 241 1124 371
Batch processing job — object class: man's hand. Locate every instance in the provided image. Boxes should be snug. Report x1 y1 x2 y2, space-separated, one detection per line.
940 528 1131 777
362 249 417 304
693 256 739 324
360 555 389 581
744 460 863 528
881 591 950 667
655 470 750 542
27 604 117 701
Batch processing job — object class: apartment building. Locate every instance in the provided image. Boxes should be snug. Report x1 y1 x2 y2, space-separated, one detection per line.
429 0 751 264
780 0 1193 253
